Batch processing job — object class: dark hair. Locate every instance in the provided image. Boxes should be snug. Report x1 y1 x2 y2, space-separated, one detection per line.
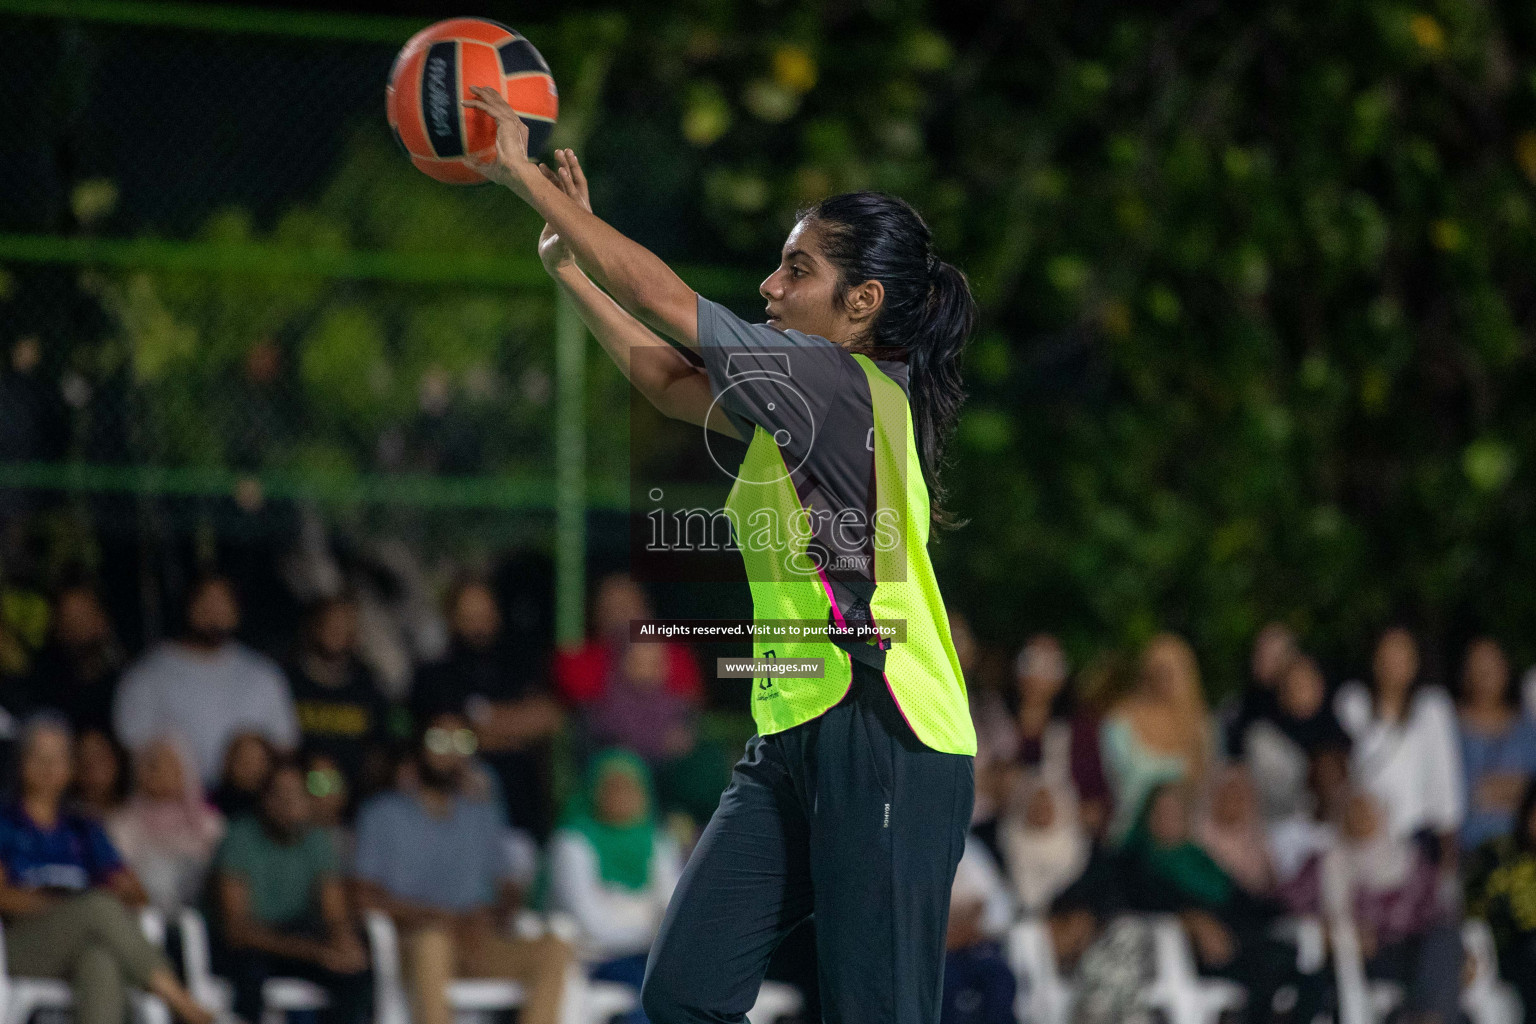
798 192 976 525
1456 636 1516 709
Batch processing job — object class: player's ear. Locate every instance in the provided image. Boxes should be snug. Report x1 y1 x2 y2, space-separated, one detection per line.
844 279 884 323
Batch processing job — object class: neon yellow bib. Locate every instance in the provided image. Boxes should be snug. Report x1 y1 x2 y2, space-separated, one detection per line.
722 355 976 756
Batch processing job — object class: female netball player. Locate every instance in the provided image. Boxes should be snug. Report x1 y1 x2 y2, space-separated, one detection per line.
465 86 978 1024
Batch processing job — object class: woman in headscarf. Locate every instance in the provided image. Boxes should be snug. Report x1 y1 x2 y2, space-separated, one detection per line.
1000 636 1111 840
557 576 724 828
1122 784 1322 1024
107 733 225 915
998 773 1088 916
1195 766 1275 897
548 749 683 1024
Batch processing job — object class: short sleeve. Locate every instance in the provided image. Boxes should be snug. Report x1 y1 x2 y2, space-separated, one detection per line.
351 801 389 885
307 829 341 877
483 807 513 889
259 660 302 750
695 295 852 449
215 819 256 876
82 820 125 885
663 644 702 700
1517 720 1536 774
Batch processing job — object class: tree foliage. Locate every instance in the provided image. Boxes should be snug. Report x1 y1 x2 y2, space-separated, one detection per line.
9 0 1536 688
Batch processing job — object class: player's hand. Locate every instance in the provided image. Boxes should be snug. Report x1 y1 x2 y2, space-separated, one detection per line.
462 86 536 192
538 149 591 274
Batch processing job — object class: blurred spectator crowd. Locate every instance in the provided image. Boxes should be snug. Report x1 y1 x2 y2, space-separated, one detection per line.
0 565 727 1024
944 618 1536 1024
4 550 1536 1024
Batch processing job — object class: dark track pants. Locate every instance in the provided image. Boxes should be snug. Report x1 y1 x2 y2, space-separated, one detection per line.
642 663 975 1024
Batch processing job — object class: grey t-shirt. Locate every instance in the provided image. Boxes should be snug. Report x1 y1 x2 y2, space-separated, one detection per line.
353 790 511 913
113 641 301 786
695 295 912 621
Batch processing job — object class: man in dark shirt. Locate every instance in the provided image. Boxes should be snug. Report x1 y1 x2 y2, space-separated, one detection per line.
25 583 124 734
409 580 561 837
286 595 391 808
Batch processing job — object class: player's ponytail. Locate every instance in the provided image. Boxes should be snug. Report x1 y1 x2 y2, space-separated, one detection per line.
800 191 976 527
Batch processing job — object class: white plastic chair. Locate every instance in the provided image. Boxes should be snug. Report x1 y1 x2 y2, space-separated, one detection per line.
1145 916 1246 1024
1005 917 1075 1024
364 911 524 1024
748 980 803 1024
0 907 171 1024
177 909 329 1024
1329 917 1403 1024
540 912 644 1024
1462 919 1522 1024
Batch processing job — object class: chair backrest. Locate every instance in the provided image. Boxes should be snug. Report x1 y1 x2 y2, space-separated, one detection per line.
1007 917 1070 1024
178 908 225 1009
1329 917 1376 1024
1461 919 1522 1024
138 909 166 948
1147 916 1209 1024
364 911 410 1024
1463 919 1499 991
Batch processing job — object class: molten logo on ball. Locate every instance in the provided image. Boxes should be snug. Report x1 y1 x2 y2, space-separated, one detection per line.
386 17 558 185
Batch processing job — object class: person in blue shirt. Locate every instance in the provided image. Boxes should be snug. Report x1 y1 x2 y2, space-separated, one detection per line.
0 713 214 1024
353 710 572 1024
1457 638 1536 850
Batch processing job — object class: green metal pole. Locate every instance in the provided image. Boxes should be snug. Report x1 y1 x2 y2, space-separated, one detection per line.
553 290 586 649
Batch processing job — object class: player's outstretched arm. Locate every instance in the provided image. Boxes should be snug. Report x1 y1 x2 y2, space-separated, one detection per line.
551 267 737 437
464 87 700 350
536 155 738 437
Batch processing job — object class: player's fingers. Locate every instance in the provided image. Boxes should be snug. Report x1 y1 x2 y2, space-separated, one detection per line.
567 151 589 193
467 87 518 122
465 88 499 112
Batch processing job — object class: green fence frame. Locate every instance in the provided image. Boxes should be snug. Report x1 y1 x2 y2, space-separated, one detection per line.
0 0 759 645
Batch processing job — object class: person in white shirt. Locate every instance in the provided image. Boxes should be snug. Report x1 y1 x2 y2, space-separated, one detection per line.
1334 627 1463 862
998 774 1088 916
942 836 1016 1024
548 749 681 1023
113 575 299 786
